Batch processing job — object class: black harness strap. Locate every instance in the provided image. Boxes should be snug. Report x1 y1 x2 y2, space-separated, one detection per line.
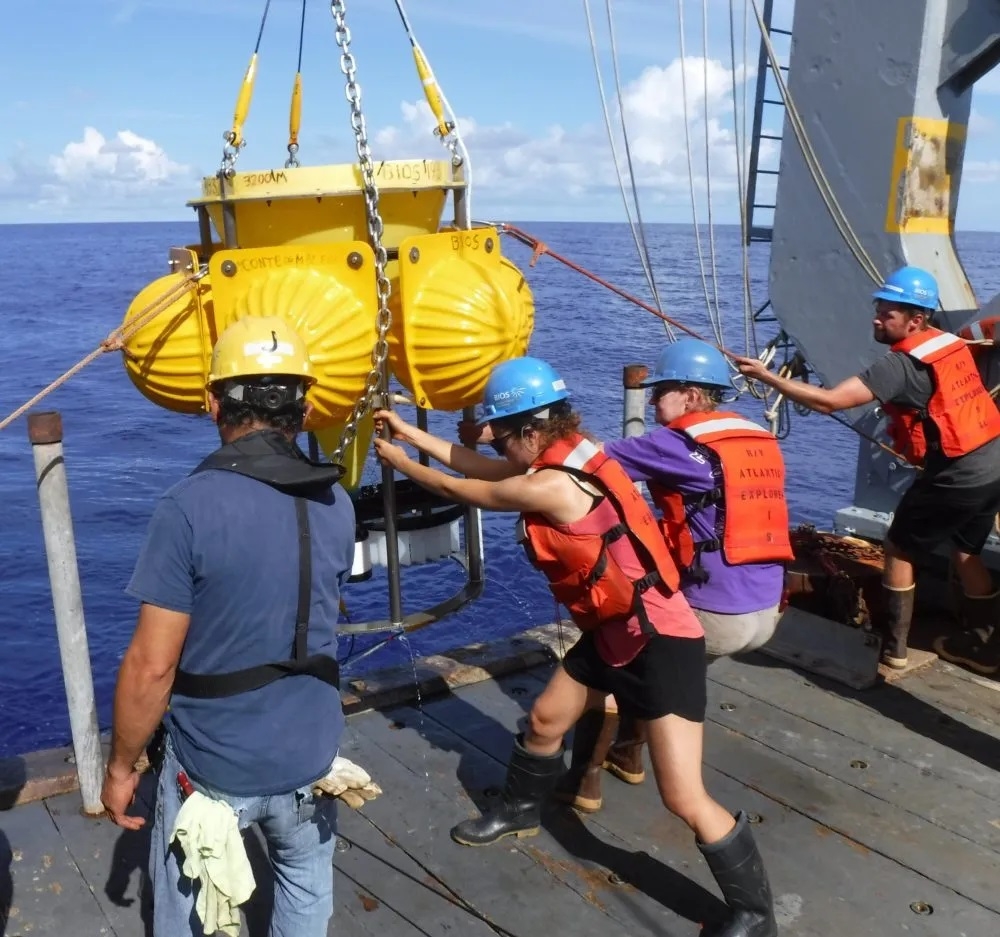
556 465 664 635
172 495 339 699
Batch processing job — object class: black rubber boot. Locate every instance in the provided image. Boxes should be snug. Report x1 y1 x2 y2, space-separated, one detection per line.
935 589 1000 675
553 708 619 813
451 734 565 847
880 584 915 669
698 812 778 937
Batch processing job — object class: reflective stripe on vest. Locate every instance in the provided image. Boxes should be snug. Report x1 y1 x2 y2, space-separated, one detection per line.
958 316 1000 342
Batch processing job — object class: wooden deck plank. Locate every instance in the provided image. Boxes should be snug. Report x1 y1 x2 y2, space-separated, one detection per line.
339 706 665 936
3 641 1000 937
702 673 1000 853
417 664 1000 935
351 681 732 934
330 721 505 936
900 662 1000 728
0 799 117 936
44 778 156 937
707 655 1000 802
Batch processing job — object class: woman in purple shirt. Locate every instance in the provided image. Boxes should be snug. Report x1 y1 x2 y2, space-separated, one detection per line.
582 340 791 811
464 339 792 816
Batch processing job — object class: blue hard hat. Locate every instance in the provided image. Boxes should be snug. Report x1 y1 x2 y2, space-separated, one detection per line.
477 356 570 425
872 266 939 311
639 338 732 390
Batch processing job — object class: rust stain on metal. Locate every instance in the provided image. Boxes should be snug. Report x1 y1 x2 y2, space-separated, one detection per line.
787 527 885 628
357 891 379 912
523 844 632 910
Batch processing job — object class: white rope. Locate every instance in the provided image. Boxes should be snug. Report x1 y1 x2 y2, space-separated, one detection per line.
700 0 725 352
730 0 757 359
429 73 474 225
393 0 475 226
676 0 723 348
580 0 675 338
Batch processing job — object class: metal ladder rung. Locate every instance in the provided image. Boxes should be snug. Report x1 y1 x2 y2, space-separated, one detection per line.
744 0 792 246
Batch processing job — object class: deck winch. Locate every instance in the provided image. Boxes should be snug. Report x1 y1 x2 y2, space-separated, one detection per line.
116 0 534 632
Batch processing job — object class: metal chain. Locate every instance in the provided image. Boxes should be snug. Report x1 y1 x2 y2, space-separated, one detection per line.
329 0 393 464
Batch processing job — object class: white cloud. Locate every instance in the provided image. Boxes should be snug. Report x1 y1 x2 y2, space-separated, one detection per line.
365 56 761 221
0 127 195 220
965 159 1000 183
0 57 766 225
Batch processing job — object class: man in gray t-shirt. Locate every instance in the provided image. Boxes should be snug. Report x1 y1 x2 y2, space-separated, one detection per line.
737 266 1000 677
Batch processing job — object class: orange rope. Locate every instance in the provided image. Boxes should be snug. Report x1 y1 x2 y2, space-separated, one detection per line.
499 223 734 356
498 223 914 467
0 270 205 434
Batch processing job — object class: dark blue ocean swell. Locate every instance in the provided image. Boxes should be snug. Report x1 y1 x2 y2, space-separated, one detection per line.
1 221 998 757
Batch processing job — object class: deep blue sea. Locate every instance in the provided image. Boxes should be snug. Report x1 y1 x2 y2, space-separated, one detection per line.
1 221 998 758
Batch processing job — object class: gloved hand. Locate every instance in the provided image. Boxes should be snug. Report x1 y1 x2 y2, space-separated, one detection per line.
312 756 383 809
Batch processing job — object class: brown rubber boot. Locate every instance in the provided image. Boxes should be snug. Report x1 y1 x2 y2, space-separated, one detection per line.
880 584 915 669
604 713 646 784
934 589 1000 676
553 709 619 813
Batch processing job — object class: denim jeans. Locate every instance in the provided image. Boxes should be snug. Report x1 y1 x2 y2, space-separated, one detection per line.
150 738 336 937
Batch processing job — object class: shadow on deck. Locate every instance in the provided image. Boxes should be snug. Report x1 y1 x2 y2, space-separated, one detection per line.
2 633 999 936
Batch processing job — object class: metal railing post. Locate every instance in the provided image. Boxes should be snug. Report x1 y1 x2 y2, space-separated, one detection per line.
27 411 105 816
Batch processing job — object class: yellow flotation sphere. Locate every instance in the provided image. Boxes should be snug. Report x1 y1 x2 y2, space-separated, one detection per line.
121 272 213 414
311 411 375 492
388 230 535 410
214 266 378 429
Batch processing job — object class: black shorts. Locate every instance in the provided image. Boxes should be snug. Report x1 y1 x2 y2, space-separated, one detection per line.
562 631 707 722
888 476 1000 557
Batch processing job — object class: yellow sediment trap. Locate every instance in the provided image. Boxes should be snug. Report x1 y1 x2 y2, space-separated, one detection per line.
119 0 534 492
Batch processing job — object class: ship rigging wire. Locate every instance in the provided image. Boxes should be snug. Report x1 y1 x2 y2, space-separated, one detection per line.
581 0 673 339
393 0 474 225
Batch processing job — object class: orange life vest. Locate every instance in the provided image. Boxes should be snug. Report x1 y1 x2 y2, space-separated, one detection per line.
647 412 794 580
517 434 680 633
957 316 1000 343
882 328 1000 464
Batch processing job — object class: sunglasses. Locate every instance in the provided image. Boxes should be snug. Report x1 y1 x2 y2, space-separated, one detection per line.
650 384 683 402
489 432 515 455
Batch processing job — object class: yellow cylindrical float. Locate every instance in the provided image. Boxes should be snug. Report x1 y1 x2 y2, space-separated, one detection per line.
122 270 214 414
388 228 535 411
121 161 535 472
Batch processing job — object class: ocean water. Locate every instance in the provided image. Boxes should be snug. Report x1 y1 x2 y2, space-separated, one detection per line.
1 220 997 758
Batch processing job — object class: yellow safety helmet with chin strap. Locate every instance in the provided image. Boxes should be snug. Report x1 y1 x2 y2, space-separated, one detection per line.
207 316 315 387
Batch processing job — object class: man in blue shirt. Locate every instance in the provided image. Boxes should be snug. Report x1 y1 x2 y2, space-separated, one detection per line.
101 317 356 936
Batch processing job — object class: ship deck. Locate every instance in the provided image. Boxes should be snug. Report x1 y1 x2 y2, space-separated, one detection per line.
2 627 1000 937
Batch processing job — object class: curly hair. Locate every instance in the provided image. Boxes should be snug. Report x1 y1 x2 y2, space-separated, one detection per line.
492 400 594 449
213 377 307 434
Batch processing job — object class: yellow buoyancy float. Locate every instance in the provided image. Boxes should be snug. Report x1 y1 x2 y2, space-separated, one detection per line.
119 160 535 486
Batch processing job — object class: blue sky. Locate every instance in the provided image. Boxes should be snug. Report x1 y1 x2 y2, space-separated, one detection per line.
1 0 999 228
